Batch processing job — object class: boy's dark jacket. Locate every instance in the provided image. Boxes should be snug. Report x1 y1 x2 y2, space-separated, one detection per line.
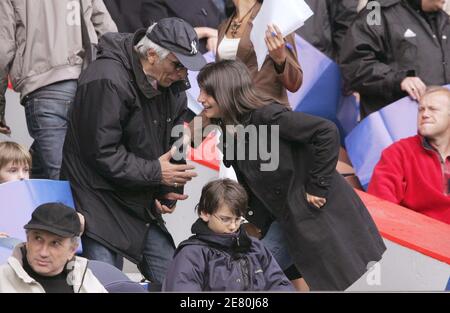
162 219 294 291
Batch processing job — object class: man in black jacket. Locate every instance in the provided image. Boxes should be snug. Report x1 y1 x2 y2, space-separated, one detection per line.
61 18 205 287
340 0 450 118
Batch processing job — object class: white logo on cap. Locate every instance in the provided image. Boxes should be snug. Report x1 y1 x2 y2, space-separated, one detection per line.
190 41 198 55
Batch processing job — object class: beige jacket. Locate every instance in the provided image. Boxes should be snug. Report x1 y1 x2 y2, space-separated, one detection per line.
0 244 107 293
0 0 117 120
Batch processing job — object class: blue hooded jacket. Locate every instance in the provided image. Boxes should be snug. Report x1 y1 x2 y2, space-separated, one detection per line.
163 219 294 291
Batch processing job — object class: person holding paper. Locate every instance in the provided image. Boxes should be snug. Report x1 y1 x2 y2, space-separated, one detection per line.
195 60 386 291
216 0 302 107
189 0 302 130
188 0 302 143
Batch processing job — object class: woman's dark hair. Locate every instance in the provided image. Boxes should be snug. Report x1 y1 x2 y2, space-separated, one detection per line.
197 59 273 126
196 178 248 217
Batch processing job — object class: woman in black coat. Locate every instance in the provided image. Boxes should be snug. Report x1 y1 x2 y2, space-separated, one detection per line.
194 60 386 291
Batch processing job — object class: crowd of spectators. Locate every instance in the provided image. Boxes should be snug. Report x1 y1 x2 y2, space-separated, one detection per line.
0 0 448 293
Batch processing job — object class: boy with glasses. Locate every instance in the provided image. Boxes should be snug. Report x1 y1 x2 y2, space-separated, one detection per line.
162 178 294 291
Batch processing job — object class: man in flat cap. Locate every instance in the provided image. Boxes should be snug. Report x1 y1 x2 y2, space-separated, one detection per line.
0 202 106 293
61 17 206 288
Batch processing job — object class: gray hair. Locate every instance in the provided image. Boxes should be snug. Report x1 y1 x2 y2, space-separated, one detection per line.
134 23 170 60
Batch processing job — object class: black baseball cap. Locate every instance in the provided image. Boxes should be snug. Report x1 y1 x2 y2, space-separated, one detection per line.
146 17 207 71
24 202 81 238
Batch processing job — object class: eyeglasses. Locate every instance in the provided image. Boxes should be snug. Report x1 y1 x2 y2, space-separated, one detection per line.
213 214 244 226
171 60 186 72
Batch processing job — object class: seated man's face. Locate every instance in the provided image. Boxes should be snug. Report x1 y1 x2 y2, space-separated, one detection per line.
151 53 188 88
26 230 77 277
422 0 445 12
0 161 30 183
418 92 450 138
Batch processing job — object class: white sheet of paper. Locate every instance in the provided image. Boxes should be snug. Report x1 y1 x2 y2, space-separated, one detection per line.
250 0 313 70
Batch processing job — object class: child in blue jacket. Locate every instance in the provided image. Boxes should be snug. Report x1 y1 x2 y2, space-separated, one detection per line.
163 178 294 291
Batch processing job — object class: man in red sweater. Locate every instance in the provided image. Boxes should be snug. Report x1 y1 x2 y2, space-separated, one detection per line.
369 86 450 224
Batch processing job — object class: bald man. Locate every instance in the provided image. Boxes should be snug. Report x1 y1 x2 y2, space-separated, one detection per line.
369 86 450 224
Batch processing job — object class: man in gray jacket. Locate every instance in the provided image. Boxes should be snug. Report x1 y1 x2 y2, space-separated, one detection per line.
340 0 450 118
0 202 107 293
0 0 117 179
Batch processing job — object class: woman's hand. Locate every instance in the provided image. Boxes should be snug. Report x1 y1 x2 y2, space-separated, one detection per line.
306 193 327 209
265 24 287 66
0 232 9 238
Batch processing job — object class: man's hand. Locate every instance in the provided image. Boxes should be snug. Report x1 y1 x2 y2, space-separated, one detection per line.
306 192 326 209
155 192 189 214
0 232 9 238
0 117 11 135
401 77 426 101
159 147 197 187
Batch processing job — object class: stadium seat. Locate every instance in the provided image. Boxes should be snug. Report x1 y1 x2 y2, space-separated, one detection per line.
87 260 148 293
